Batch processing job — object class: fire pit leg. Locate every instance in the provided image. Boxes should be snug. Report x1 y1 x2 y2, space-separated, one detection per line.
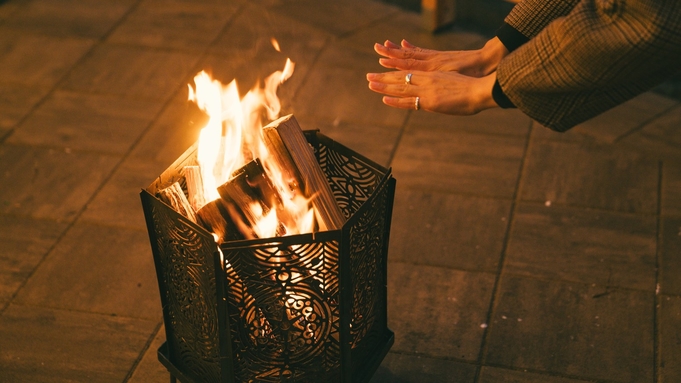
169 376 176 383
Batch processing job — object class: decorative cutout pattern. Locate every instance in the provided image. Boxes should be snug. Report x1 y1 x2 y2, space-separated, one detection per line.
348 180 390 369
221 239 341 382
316 137 390 366
316 140 383 218
146 195 222 382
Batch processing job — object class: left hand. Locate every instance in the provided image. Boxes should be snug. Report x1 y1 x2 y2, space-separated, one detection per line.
366 70 499 115
375 38 508 77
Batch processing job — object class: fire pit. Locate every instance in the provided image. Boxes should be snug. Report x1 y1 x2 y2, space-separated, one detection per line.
141 127 395 382
139 50 395 382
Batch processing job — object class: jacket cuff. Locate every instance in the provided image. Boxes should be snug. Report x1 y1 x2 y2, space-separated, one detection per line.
492 79 516 109
496 22 529 52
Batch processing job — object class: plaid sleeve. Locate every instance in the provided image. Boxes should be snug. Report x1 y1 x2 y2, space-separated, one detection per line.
497 0 681 132
505 0 581 38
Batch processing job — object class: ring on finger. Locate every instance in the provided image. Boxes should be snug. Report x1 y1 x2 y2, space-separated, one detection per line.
405 73 413 85
415 96 420 111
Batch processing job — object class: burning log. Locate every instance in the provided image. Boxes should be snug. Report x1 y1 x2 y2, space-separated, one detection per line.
156 182 197 223
263 115 346 231
196 199 241 244
158 115 349 243
217 159 286 239
155 115 347 244
183 165 206 212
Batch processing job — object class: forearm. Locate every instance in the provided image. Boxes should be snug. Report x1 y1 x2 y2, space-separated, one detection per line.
473 73 500 113
478 37 509 75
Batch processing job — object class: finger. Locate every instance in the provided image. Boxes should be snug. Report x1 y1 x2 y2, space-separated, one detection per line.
374 43 393 58
401 39 416 49
383 96 421 111
377 58 398 69
374 43 432 60
384 40 401 49
367 71 416 85
401 39 440 55
378 58 433 71
368 81 415 98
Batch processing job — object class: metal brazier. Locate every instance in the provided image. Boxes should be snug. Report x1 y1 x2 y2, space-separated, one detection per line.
141 131 395 383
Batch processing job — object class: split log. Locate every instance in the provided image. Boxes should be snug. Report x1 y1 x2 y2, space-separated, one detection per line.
156 182 197 223
217 159 286 239
183 165 206 212
262 115 346 231
196 199 242 244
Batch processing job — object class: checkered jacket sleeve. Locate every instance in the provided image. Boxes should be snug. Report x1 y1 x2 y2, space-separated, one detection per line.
496 0 681 132
505 0 581 39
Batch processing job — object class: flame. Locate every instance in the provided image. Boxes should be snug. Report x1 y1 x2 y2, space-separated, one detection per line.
253 205 279 238
189 73 244 202
271 37 281 52
189 52 315 239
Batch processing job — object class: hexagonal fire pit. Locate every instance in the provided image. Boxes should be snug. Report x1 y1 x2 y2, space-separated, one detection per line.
141 129 395 383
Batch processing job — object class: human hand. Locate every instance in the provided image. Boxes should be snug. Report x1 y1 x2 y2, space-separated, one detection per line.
366 70 498 115
374 38 508 77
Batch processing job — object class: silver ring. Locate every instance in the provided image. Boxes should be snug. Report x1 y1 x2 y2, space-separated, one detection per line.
415 96 420 110
405 73 412 85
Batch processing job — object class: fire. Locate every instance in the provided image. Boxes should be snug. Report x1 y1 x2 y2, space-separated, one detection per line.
271 37 281 52
188 42 315 239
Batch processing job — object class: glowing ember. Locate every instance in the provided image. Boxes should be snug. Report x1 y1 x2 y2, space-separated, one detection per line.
271 37 281 52
188 41 315 238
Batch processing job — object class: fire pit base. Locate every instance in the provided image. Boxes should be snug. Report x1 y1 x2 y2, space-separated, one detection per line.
142 130 395 383
157 332 394 383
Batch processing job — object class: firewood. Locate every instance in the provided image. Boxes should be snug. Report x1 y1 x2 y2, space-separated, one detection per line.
262 115 345 231
183 165 206 212
217 159 286 239
156 182 197 223
261 122 304 196
196 199 242 244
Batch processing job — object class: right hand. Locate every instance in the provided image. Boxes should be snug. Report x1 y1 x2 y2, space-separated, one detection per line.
374 38 509 78
367 70 499 115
